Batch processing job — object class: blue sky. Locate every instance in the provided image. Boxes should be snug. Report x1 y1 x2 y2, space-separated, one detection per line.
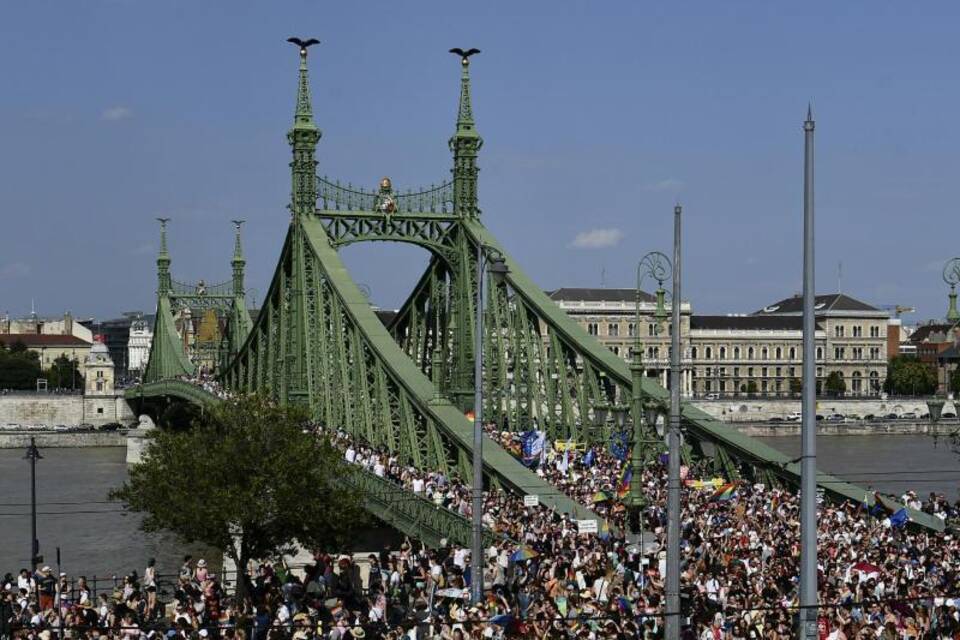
1 2 958 323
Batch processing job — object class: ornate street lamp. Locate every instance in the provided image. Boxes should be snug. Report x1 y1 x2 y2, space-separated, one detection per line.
944 258 960 323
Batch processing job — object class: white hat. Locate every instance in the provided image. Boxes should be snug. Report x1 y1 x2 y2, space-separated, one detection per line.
197 559 207 567
199 630 209 638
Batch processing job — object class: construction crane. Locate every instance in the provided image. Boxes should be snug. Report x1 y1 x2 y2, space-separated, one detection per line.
878 304 916 319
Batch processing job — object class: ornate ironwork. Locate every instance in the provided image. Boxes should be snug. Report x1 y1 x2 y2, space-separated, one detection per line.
316 176 454 214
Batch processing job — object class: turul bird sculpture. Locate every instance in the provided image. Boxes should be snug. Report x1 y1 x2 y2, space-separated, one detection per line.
287 37 320 54
449 47 481 64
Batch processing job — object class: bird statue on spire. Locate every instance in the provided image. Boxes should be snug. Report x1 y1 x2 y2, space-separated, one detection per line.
287 37 320 56
449 47 481 65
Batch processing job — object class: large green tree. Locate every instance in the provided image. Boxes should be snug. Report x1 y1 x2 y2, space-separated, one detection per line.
110 394 367 599
0 342 42 390
44 354 82 390
885 356 938 396
824 371 846 396
950 368 960 396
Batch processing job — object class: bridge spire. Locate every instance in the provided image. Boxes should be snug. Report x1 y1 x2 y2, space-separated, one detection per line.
156 217 172 295
231 220 246 296
449 49 482 218
287 38 321 219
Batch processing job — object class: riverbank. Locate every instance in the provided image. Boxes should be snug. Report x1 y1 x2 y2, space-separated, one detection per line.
0 431 126 448
732 421 958 437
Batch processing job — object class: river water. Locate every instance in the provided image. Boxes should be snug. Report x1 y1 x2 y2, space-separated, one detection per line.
0 435 957 577
0 447 218 583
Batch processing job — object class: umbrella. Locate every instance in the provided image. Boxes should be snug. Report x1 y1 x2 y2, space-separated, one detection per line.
852 561 882 575
510 546 539 562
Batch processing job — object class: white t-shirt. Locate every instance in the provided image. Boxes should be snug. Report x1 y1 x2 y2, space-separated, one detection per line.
345 447 356 463
412 478 425 493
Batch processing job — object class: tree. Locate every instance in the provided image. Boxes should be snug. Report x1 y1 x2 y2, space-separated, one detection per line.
0 342 42 390
745 380 758 395
824 371 846 396
44 355 82 390
949 368 960 396
789 378 802 395
110 394 367 600
886 356 938 396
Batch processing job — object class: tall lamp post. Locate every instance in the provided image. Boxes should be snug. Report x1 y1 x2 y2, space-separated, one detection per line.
25 437 42 568
665 205 683 640
630 252 671 538
799 106 819 640
471 243 509 605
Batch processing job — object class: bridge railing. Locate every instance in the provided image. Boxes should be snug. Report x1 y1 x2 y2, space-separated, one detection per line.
342 465 504 549
316 176 454 214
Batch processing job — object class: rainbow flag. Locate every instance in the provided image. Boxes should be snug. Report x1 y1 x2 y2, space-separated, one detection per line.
710 482 738 502
617 466 632 499
592 490 613 504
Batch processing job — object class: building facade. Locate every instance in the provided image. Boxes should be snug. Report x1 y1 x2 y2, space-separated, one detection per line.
547 289 889 398
84 341 115 395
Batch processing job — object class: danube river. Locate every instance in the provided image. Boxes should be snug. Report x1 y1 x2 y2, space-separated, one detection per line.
0 435 957 576
0 447 218 581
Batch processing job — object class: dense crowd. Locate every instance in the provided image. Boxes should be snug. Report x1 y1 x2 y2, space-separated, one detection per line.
8 399 960 639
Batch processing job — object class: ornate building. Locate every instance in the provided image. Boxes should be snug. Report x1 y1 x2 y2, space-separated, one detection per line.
84 340 115 395
548 289 890 398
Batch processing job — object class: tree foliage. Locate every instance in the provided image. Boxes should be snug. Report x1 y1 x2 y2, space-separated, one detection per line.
949 368 960 396
789 378 802 394
0 341 42 390
885 356 938 396
824 371 846 396
110 394 367 597
745 380 758 395
44 354 82 390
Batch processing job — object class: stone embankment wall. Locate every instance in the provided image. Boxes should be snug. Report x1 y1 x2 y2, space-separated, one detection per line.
0 431 126 448
692 398 958 422
0 394 136 427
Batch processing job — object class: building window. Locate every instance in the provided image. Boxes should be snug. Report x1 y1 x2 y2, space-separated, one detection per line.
734 347 741 359
775 381 782 392
720 380 727 392
612 346 620 356
97 407 103 414
775 347 782 360
762 347 769 360
705 380 712 392
719 367 726 377
870 326 880 338
691 346 698 359
789 366 796 377
852 371 863 393
816 346 823 360
747 367 754 377
628 323 636 337
816 367 823 377
775 367 782 377
96 371 103 378
761 380 768 392
734 367 740 377
608 323 619 337
762 367 768 377
705 347 713 359
869 347 880 360
96 381 103 391
835 325 845 338
789 347 796 360
834 347 846 360
853 325 862 337
748 347 755 360
719 347 726 360
587 323 599 336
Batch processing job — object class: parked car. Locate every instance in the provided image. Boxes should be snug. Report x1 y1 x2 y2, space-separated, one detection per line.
942 411 958 419
862 413 876 421
815 414 825 421
825 413 846 422
99 423 123 431
769 417 784 423
884 413 899 420
785 412 802 422
900 411 918 420
847 414 862 421
704 393 720 400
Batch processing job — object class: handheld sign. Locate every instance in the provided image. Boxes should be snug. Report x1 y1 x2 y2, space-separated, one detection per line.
577 519 599 534
523 495 539 507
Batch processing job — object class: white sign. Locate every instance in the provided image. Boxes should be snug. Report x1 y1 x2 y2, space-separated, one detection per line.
523 495 539 507
577 519 599 534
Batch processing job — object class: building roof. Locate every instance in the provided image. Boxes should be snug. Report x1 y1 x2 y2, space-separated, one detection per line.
690 315 820 331
0 333 91 347
547 288 656 303
375 309 398 326
753 293 882 315
908 323 956 344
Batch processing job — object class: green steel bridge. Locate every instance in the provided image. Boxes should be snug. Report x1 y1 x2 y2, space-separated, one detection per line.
125 45 943 539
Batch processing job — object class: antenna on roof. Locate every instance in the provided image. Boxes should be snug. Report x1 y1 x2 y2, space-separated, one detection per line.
600 265 606 288
837 261 842 293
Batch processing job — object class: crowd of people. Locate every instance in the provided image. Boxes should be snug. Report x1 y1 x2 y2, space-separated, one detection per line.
8 393 960 639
